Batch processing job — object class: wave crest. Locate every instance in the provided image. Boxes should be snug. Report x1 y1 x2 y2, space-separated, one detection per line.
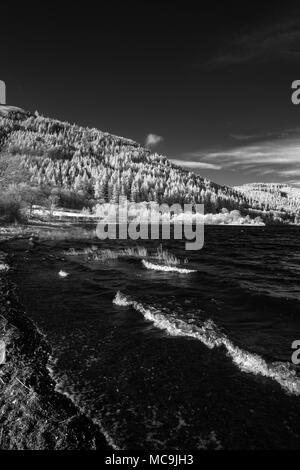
142 260 196 274
58 270 69 278
0 263 9 271
113 292 300 396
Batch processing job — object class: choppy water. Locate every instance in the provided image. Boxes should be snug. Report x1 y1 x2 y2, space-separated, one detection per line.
8 226 300 449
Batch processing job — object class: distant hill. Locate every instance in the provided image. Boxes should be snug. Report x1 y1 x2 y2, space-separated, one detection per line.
0 106 299 224
235 183 300 223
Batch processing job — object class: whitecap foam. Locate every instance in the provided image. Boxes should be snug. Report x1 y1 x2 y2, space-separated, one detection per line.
142 259 196 274
222 338 300 396
113 291 133 307
113 292 300 396
58 270 69 278
0 263 9 272
113 292 222 350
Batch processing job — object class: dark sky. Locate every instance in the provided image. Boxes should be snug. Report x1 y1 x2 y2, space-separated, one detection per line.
2 1 300 187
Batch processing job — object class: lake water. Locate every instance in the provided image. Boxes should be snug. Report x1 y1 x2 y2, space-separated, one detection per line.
9 226 300 449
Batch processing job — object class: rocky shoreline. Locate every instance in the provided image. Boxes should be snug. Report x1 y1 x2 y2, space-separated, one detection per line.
0 246 110 450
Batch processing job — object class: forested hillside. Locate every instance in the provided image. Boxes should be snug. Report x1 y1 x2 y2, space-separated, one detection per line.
0 105 299 224
0 106 247 209
235 183 300 223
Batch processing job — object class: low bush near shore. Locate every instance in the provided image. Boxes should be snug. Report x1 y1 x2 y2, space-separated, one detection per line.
0 195 23 223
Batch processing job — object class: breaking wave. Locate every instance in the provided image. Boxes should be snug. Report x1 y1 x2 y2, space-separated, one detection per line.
0 263 9 272
113 292 300 396
58 270 69 278
142 260 196 274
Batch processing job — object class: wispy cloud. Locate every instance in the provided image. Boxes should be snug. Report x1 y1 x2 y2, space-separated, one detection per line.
171 159 222 170
205 140 300 166
194 136 300 185
205 17 300 68
230 128 300 142
176 127 300 187
145 133 164 148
